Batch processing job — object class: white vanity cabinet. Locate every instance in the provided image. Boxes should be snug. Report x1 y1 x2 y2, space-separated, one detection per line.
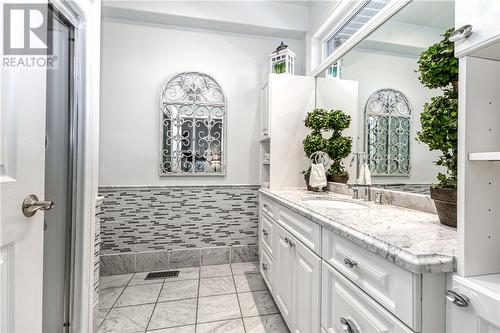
455 0 500 58
259 193 449 333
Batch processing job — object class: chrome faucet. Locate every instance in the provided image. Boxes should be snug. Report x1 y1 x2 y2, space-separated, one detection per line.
375 192 385 205
351 187 359 199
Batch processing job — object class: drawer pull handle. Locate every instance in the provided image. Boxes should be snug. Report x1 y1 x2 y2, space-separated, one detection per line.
262 228 269 236
344 258 358 269
262 263 269 270
449 24 473 43
340 317 359 333
445 290 470 308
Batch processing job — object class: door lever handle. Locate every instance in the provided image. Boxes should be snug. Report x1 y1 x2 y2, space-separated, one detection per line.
22 194 54 217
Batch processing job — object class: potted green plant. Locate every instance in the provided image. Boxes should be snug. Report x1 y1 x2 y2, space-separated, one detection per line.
416 28 458 228
302 108 352 189
325 110 352 183
302 109 329 190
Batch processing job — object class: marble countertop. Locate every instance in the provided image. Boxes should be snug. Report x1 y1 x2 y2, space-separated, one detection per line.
260 189 457 274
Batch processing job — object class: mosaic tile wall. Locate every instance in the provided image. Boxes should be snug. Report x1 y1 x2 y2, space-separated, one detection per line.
98 185 259 254
94 197 103 309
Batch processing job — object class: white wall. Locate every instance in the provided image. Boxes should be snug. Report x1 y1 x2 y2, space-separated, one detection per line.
102 1 308 38
341 50 443 184
99 19 304 186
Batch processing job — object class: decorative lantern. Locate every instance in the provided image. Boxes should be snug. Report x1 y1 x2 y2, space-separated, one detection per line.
269 41 295 75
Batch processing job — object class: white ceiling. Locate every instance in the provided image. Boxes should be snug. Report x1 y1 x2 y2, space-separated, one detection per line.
392 1 455 30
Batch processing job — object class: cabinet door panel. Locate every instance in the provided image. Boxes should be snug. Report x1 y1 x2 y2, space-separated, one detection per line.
273 223 293 325
259 245 274 293
291 237 321 333
260 212 275 256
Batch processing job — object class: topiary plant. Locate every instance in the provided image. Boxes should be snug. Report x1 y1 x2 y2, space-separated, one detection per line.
302 108 352 178
324 110 352 177
304 108 329 131
417 91 458 188
417 28 459 91
303 131 328 161
416 27 459 189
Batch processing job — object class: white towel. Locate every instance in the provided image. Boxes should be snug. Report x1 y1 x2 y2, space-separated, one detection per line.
357 162 365 185
364 163 372 185
309 163 327 188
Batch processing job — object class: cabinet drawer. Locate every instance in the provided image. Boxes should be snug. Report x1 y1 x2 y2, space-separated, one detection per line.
276 203 321 255
260 212 274 256
322 230 420 330
259 245 274 294
260 196 276 220
321 262 413 333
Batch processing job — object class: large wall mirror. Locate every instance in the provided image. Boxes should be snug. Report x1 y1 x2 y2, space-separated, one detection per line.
314 1 454 193
160 72 226 176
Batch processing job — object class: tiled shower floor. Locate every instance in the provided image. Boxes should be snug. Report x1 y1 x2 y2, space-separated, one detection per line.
96 262 289 333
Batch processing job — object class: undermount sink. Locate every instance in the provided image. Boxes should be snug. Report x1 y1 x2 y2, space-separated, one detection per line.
302 198 369 210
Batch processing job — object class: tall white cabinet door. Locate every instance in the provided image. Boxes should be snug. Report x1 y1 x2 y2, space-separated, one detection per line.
315 78 359 171
273 223 293 325
291 238 321 333
455 0 500 58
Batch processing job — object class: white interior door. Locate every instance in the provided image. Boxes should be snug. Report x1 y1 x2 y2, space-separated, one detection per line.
0 15 48 333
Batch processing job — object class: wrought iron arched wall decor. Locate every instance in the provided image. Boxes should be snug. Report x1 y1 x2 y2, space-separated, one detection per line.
365 88 411 176
160 72 226 176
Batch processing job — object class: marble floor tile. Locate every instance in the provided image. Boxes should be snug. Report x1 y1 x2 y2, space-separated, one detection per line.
159 279 198 302
99 287 125 309
97 303 154 333
115 283 162 307
94 308 110 331
146 325 195 333
148 299 197 330
199 276 236 297
200 264 232 278
231 262 259 276
243 314 289 333
238 291 279 318
234 274 267 293
100 274 133 289
129 272 165 286
174 267 200 281
197 294 241 323
197 319 245 333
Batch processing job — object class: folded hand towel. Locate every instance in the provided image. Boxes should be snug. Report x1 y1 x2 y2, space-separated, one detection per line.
357 162 365 185
309 163 327 188
364 163 372 185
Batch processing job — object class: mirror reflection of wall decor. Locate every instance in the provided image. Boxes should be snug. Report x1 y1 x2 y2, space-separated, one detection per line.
159 72 226 176
365 88 411 176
